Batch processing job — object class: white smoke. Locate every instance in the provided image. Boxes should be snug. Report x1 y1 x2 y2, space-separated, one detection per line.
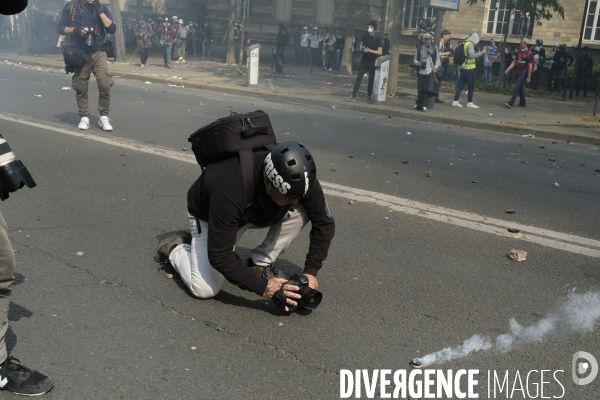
417 289 600 368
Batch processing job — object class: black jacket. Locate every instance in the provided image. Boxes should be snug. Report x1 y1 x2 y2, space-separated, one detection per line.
187 151 335 296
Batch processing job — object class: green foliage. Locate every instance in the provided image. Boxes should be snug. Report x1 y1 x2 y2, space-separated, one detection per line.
466 0 565 25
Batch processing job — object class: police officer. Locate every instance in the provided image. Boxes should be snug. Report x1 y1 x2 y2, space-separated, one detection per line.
574 46 594 97
57 0 117 131
156 142 335 313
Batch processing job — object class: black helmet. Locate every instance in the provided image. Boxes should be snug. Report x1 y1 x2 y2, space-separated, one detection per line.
536 39 543 46
264 142 316 199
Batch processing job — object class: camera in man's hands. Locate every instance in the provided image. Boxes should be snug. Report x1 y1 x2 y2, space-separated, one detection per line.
272 273 322 313
83 27 97 47
420 58 427 70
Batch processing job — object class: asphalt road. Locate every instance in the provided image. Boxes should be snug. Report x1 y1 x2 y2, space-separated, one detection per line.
0 64 598 399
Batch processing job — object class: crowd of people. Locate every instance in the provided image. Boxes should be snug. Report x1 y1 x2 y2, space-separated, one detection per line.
125 16 213 68
408 30 594 112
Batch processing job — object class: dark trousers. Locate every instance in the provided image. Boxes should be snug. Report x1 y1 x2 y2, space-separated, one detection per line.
531 69 539 89
275 46 285 73
352 59 376 98
140 47 149 65
509 73 527 105
416 73 430 107
574 72 589 96
454 68 475 103
551 68 565 92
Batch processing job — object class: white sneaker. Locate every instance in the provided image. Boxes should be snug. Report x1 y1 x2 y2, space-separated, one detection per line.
451 101 463 108
422 106 427 111
77 116 90 130
181 59 185 63
98 116 113 131
466 102 479 109
178 57 183 61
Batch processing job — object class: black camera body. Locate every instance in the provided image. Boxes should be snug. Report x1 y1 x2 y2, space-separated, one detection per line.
83 27 97 47
272 274 322 314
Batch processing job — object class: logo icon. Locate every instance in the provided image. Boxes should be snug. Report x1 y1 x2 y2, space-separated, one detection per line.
572 351 598 386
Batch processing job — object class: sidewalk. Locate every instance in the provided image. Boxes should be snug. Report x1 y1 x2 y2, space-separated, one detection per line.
1 50 599 145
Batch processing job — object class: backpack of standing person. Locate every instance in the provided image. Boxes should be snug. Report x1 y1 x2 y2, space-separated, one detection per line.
453 40 466 67
188 111 277 200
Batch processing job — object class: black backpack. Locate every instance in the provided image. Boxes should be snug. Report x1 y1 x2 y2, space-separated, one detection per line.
454 41 467 67
188 110 277 201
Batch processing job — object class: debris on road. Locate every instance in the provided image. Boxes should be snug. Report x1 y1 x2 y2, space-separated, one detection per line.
371 153 375 155
34 95 41 97
215 326 224 332
191 346 197 350
595 169 600 172
554 182 560 187
71 252 84 256
426 171 432 177
166 274 173 279
509 249 527 261
522 134 534 138
277 322 285 326
330 106 336 109
471 180 477 183
512 232 523 239
61 87 71 90
348 200 354 204
349 155 354 158
549 158 556 161
407 132 412 135
13 250 20 253
508 228 520 233
410 359 423 369
402 161 409 164
144 81 152 84
505 210 516 214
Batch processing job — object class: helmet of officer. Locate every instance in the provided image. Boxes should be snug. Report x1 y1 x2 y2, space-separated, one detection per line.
536 39 543 46
264 142 317 199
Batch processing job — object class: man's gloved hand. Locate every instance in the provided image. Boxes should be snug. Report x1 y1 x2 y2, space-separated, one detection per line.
262 277 301 313
92 0 104 14
73 26 84 36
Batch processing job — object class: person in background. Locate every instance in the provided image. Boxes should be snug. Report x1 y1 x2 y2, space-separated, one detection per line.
135 16 154 67
345 20 382 104
483 39 497 83
201 21 212 58
574 46 594 97
382 32 390 56
275 23 289 74
452 32 486 109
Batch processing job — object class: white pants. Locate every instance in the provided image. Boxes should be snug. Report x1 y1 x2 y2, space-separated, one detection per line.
169 205 310 299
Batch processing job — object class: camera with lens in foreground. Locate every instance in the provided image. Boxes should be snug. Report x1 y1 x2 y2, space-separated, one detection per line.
272 274 322 314
0 134 36 201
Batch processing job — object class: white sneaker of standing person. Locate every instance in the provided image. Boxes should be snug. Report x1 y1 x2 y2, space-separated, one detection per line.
178 57 183 61
451 101 463 108
466 102 479 109
77 116 90 130
98 116 113 131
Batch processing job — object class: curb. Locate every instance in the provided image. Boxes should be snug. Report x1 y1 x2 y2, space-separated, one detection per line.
4 56 599 145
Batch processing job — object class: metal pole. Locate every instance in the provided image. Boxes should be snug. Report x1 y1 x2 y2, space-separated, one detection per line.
569 0 590 99
433 9 445 47
593 75 600 116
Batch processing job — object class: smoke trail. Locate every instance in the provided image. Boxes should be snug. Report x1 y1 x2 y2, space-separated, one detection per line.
417 289 600 367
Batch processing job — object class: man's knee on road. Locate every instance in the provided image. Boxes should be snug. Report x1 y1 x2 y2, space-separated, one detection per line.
189 282 220 299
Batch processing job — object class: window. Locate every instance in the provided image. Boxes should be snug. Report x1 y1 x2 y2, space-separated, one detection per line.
486 1 533 37
584 1 600 41
239 0 253 18
403 0 434 29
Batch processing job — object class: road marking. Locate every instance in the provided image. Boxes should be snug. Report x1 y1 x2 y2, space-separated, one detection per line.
2 113 599 259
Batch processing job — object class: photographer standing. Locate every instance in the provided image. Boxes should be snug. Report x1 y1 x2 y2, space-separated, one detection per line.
413 33 441 111
57 0 116 131
156 141 335 314
156 17 176 68
135 16 154 67
345 20 383 104
0 1 55 397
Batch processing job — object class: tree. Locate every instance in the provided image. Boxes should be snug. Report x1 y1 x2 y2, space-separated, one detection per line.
225 0 236 65
110 0 127 61
340 0 357 75
387 0 404 96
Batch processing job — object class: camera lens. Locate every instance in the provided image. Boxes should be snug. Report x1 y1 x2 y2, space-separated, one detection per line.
85 33 94 47
298 286 322 309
